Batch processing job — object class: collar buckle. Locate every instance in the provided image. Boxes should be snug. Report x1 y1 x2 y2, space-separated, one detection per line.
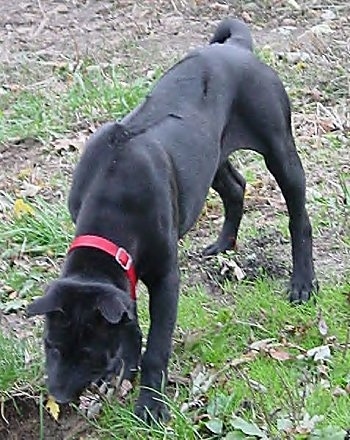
115 247 132 271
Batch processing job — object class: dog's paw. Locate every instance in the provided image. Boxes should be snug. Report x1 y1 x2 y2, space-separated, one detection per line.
203 238 236 256
135 395 170 425
288 277 319 304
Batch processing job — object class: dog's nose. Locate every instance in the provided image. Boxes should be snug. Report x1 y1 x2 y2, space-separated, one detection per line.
49 387 78 404
53 395 71 404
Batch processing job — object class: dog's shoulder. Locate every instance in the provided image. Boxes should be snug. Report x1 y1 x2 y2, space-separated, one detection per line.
85 122 130 153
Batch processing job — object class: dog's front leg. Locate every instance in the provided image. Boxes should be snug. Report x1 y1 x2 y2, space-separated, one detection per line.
135 268 179 424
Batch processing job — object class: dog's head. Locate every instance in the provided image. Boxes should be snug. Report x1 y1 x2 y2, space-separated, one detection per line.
27 278 134 403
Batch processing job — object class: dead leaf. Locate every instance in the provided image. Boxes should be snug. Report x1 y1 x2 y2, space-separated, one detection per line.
192 370 217 396
13 198 34 217
183 329 204 350
217 255 245 281
277 417 293 433
241 11 252 23
117 379 133 399
248 379 267 393
317 314 328 337
52 133 87 154
8 291 18 300
332 387 347 397
17 168 32 179
307 345 331 362
0 194 11 213
249 338 276 351
269 348 292 361
46 396 60 421
86 401 102 419
79 392 102 418
230 352 258 366
297 413 324 434
20 182 41 198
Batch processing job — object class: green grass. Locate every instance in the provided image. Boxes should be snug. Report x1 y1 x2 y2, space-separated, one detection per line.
0 64 154 142
91 277 350 439
0 197 73 258
0 332 41 394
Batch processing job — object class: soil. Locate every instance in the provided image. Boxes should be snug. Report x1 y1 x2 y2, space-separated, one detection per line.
0 397 90 440
0 0 349 437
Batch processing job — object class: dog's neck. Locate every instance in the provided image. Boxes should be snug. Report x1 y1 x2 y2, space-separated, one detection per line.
62 247 131 294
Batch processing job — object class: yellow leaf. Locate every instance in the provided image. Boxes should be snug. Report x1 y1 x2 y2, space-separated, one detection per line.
13 198 35 217
296 61 306 71
45 396 60 421
17 168 32 179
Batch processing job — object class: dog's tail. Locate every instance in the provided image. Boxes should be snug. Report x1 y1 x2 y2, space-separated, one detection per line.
210 18 253 51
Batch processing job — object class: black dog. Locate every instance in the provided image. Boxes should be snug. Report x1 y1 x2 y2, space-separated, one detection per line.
28 18 317 423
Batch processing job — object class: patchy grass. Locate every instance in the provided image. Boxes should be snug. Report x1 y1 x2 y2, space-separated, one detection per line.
0 64 153 142
83 277 350 439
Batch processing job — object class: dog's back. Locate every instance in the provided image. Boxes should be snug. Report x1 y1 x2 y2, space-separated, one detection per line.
72 18 287 237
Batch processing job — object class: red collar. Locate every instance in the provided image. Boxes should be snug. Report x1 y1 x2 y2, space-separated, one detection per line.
68 235 137 301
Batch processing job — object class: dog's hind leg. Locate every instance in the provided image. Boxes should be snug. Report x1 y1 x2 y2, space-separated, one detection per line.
262 133 317 303
204 160 246 256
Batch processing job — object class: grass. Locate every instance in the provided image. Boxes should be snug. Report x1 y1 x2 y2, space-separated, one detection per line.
0 64 153 142
0 332 41 394
0 31 349 440
0 197 73 258
86 277 350 439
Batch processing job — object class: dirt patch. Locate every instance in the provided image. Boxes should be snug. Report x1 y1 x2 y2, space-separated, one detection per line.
0 397 90 440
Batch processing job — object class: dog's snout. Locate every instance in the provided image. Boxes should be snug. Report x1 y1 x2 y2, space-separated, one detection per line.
48 383 81 404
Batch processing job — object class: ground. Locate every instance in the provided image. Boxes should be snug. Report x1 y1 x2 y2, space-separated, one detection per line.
0 1 349 439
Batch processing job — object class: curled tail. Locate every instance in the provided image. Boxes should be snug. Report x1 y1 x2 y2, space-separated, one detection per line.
210 18 253 51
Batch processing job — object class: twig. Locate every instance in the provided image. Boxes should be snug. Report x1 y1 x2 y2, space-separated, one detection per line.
0 398 9 425
234 319 270 333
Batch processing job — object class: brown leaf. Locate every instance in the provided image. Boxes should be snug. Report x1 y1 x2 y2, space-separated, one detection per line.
183 329 204 350
117 379 133 399
52 133 87 154
332 387 347 397
317 315 328 337
269 348 292 361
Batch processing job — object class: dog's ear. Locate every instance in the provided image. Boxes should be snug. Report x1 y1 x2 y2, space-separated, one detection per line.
97 290 134 324
27 283 62 316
